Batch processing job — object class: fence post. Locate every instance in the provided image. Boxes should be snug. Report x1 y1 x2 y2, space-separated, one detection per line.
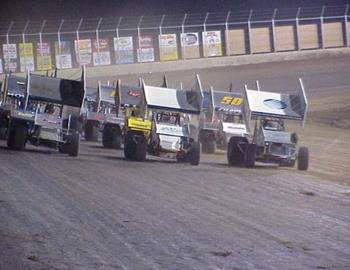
248 10 253 54
4 21 14 72
22 20 30 72
203 12 209 57
95 18 103 66
76 18 83 66
181 13 187 60
203 12 209 33
137 15 144 62
6 21 13 45
320 6 325 49
39 20 46 70
159 14 165 35
225 11 231 56
272 8 277 52
296 7 301 51
57 19 64 69
345 4 349 47
115 17 122 64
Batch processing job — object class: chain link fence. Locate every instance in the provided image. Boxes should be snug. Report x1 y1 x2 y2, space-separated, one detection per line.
0 5 349 73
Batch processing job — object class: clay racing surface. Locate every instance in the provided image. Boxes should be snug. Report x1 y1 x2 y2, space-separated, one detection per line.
0 56 350 269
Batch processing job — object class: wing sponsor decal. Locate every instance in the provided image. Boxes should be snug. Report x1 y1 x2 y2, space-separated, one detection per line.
263 99 287 110
220 96 243 106
128 91 141 97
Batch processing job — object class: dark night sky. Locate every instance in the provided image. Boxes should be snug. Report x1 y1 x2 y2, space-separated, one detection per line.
0 0 348 21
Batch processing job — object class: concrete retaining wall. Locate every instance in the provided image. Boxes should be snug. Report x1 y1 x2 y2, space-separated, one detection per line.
275 25 296 52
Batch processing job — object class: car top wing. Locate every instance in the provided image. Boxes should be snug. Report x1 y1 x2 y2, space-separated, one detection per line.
207 88 244 121
25 69 85 108
140 74 203 115
85 86 97 102
115 80 142 109
244 78 308 125
97 82 115 105
5 74 26 97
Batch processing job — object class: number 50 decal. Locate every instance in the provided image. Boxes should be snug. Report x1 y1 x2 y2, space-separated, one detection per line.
220 96 243 106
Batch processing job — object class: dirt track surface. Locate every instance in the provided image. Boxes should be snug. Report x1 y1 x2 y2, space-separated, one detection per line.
1 57 350 269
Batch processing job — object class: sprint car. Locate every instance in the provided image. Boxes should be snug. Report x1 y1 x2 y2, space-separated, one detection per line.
5 68 85 156
227 79 309 170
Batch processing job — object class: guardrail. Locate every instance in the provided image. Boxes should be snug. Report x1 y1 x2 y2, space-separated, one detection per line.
0 5 349 74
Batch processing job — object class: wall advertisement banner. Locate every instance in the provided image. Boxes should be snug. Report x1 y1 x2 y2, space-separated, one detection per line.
181 32 199 47
114 37 134 64
92 39 111 66
2 44 18 72
36 42 52 71
19 43 35 72
137 36 155 63
74 39 92 66
55 41 72 69
202 31 222 57
159 34 178 61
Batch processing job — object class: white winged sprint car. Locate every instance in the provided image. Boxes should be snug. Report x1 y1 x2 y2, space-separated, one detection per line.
5 68 85 156
227 79 309 170
122 76 203 165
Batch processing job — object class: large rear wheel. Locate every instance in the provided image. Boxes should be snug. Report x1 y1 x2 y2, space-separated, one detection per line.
244 143 256 168
124 132 136 160
189 141 200 166
135 136 147 162
7 122 27 150
227 137 245 166
85 120 99 142
0 118 8 140
67 132 80 157
102 124 122 149
297 147 309 171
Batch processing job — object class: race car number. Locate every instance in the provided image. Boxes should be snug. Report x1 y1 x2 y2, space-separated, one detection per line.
220 96 243 106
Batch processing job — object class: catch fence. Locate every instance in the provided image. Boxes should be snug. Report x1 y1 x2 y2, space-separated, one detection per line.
0 5 349 73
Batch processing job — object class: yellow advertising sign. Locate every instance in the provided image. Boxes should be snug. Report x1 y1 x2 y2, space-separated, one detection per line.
36 42 52 71
159 34 178 61
19 43 35 72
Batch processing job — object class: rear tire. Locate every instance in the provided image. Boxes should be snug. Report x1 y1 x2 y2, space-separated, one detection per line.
7 122 26 150
227 137 245 166
67 132 80 157
0 118 8 140
135 136 147 162
297 147 309 171
85 120 99 142
102 124 122 149
0 127 7 140
244 144 256 168
58 144 68 154
124 132 136 160
189 141 200 166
